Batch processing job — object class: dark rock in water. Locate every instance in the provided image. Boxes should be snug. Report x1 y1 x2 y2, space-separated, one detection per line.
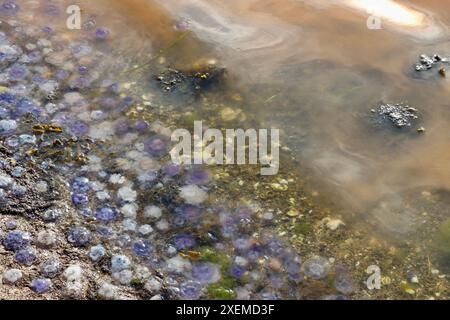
153 65 226 104
415 54 450 71
371 102 419 129
411 54 450 80
0 147 60 217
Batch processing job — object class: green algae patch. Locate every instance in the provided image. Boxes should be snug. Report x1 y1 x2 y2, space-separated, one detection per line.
207 284 237 300
433 219 450 256
294 222 313 236
199 248 232 268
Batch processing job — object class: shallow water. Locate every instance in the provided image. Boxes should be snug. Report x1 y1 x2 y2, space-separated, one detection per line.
152 0 450 232
1 0 450 299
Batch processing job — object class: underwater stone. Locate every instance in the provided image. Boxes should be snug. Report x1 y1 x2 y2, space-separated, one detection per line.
31 279 50 294
3 268 22 284
3 231 31 251
67 227 91 247
407 271 419 284
374 103 419 128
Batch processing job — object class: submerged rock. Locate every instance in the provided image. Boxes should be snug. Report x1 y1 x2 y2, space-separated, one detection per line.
412 54 450 80
0 148 60 216
153 65 226 105
415 54 450 72
371 102 419 129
